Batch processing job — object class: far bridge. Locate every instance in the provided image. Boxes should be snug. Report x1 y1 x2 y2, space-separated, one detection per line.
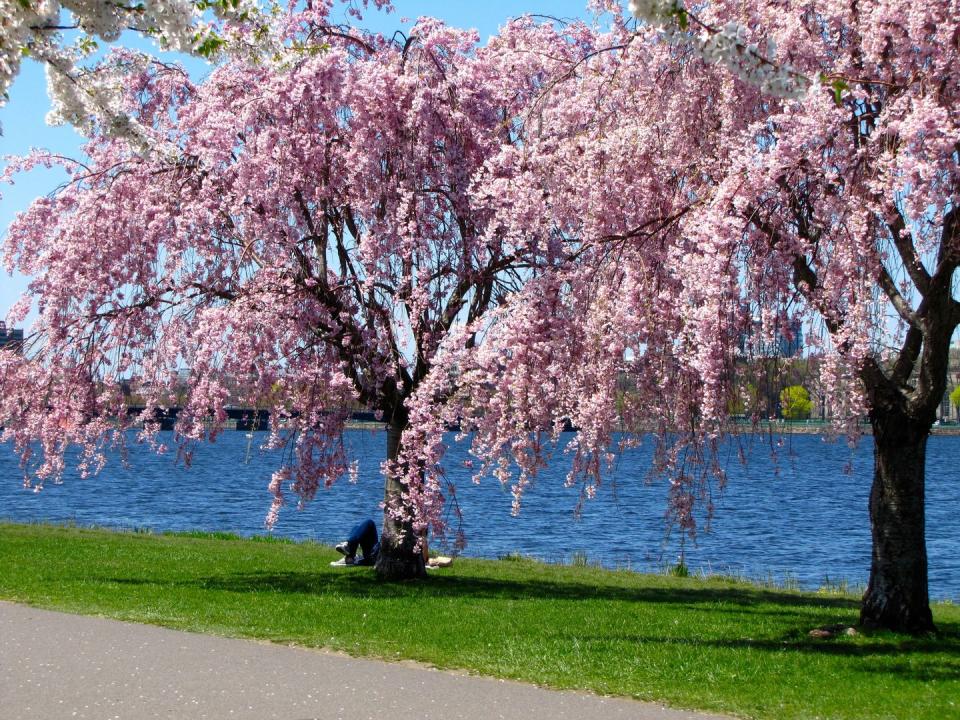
124 407 380 431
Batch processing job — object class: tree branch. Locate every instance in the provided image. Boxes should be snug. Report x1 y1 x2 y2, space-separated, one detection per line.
889 324 922 386
886 205 930 296
877 262 919 329
294 188 327 284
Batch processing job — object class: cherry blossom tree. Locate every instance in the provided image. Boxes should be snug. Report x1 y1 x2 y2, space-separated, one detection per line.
404 0 956 632
0 8 597 579
626 0 959 635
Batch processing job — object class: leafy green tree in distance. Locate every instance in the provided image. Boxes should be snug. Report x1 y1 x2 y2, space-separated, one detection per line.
780 385 813 420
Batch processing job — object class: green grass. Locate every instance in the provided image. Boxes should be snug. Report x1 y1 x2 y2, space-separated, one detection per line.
1 523 957 720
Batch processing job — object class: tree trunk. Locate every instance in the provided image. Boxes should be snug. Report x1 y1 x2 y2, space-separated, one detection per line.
374 419 427 581
860 412 935 634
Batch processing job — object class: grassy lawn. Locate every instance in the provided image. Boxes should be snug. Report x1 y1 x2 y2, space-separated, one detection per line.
0 522 957 719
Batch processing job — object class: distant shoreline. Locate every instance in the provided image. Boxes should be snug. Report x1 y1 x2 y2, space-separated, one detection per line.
728 421 960 436
108 419 960 436
341 421 960 435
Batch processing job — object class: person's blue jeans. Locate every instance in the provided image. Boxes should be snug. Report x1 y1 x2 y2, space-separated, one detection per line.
346 519 380 565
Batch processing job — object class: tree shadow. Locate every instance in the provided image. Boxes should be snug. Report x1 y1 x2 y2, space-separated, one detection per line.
546 632 960 681
109 567 863 630
855 658 960 682
102 569 960 680
155 569 860 610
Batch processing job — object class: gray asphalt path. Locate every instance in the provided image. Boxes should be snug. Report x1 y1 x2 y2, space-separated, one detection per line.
1 601 730 720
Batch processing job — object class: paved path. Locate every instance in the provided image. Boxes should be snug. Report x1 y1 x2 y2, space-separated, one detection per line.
1 601 730 720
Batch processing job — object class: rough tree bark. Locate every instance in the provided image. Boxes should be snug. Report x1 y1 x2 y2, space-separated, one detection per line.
860 400 935 633
375 411 427 581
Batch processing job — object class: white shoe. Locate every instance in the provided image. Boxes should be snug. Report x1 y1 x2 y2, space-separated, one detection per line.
330 556 357 567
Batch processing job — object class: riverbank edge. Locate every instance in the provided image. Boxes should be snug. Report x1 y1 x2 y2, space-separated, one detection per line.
341 420 960 435
729 421 960 436
106 418 960 435
1 522 958 720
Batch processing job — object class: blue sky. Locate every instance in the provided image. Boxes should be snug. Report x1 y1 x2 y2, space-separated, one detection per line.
0 0 601 322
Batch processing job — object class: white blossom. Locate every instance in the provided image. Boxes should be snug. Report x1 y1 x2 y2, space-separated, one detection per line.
628 0 811 99
0 0 270 144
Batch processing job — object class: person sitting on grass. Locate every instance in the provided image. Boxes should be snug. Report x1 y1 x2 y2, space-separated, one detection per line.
331 517 453 568
331 518 380 566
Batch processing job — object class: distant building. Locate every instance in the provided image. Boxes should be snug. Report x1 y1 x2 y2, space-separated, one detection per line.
940 390 952 422
773 316 803 358
738 315 804 359
0 321 24 354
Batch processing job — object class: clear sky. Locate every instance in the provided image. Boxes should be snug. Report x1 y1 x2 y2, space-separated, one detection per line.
0 0 601 323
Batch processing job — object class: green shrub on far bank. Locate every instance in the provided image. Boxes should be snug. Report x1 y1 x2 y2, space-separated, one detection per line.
780 385 813 420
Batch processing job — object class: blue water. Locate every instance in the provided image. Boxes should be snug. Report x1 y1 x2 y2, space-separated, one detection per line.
1 430 958 601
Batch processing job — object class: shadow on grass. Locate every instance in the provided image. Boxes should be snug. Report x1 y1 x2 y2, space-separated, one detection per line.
109 568 861 611
102 569 868 638
558 634 960 681
565 630 960 659
102 568 960 680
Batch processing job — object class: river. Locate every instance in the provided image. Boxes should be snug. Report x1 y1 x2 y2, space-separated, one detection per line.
1 430 958 601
